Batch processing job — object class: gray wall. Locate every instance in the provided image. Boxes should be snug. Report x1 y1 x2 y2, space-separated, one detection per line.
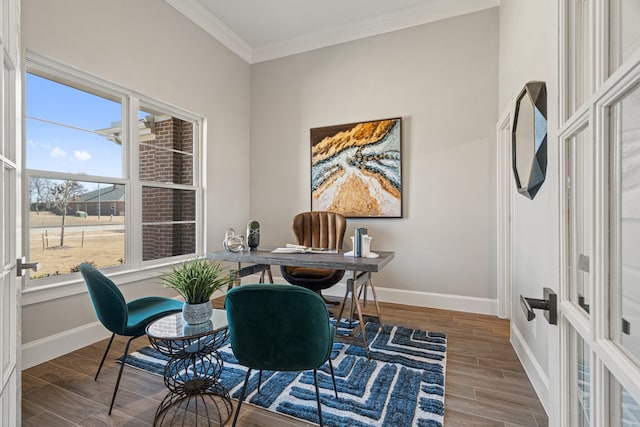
249 8 499 304
21 0 251 345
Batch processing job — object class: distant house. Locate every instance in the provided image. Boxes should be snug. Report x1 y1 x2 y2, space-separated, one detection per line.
74 184 125 216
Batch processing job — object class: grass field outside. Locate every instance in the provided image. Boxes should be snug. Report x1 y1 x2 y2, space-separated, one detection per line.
28 211 125 281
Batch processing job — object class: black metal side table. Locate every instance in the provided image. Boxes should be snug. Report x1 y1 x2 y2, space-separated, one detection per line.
146 309 231 426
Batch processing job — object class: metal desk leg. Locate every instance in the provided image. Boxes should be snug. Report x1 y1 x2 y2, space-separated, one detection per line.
349 277 371 359
358 280 368 307
335 281 352 328
235 262 242 287
258 265 274 283
334 276 371 359
368 278 384 328
354 277 384 329
335 271 385 360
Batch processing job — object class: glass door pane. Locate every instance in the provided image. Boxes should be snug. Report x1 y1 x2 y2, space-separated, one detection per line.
567 0 592 119
610 82 640 365
609 374 640 426
571 327 592 426
609 0 640 76
566 124 593 315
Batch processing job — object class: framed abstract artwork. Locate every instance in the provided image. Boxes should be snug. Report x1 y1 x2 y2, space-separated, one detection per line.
310 117 402 218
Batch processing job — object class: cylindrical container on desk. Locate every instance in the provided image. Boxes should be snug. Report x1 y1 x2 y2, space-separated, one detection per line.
354 228 362 257
247 220 260 250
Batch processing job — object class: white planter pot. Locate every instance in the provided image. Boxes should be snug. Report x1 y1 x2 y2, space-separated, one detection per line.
182 301 213 325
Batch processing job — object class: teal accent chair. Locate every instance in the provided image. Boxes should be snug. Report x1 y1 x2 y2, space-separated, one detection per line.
225 284 338 427
79 263 183 415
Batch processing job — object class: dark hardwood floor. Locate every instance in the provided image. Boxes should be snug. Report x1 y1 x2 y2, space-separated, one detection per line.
22 296 548 426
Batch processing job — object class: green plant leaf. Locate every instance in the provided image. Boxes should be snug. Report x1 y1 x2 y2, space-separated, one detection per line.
160 259 231 304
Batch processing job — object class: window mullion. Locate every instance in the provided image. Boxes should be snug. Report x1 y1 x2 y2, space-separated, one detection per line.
127 95 141 269
196 120 205 255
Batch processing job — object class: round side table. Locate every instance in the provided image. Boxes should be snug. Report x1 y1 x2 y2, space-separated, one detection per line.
146 309 231 426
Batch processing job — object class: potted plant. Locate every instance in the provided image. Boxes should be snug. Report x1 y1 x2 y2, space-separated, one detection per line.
161 259 232 324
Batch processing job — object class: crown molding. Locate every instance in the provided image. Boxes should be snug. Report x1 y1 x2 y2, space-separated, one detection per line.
252 0 499 63
167 0 499 64
165 0 252 63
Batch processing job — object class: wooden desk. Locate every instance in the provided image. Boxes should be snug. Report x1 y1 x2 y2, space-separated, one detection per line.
207 248 395 359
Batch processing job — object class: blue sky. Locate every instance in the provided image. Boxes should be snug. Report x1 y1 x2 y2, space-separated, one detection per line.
25 73 125 179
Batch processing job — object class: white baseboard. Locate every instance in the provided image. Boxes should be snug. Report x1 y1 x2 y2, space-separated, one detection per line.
21 321 111 370
240 272 498 315
510 323 550 413
22 277 498 369
323 283 498 315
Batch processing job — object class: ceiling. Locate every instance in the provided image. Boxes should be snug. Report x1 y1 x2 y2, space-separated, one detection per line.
166 0 499 64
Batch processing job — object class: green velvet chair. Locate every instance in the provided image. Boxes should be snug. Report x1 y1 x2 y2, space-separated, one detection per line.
79 263 183 415
225 283 338 427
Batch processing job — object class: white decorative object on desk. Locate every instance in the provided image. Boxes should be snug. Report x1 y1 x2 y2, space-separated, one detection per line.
349 233 376 257
344 249 379 258
362 235 373 257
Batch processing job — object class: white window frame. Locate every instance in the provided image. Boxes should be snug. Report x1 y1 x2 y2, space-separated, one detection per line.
21 52 206 304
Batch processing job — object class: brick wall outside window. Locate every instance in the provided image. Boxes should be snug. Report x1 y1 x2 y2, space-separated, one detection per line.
141 117 196 260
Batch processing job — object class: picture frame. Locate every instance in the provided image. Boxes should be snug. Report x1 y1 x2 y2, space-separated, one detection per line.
310 117 402 218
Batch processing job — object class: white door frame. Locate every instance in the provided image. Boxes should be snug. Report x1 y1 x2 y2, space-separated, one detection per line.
497 104 513 319
0 0 22 424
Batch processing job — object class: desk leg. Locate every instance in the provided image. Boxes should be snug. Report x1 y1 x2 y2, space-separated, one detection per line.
334 277 371 359
334 271 386 359
229 264 272 287
235 262 242 287
258 266 274 283
368 278 384 328
358 280 368 307
349 277 371 360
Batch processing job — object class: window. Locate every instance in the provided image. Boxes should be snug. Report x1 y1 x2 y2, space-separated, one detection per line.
24 56 203 288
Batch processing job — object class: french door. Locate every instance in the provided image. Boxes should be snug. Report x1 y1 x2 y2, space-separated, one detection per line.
0 0 21 424
558 0 640 425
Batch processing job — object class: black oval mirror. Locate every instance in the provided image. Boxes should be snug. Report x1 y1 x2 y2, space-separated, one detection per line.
512 81 547 200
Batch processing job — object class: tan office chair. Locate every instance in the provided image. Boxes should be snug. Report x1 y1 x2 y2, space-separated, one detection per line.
280 211 346 304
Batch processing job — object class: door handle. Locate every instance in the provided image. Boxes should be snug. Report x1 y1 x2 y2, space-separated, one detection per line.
17 257 41 277
520 287 558 325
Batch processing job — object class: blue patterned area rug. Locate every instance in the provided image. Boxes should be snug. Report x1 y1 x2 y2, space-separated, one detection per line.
125 321 447 426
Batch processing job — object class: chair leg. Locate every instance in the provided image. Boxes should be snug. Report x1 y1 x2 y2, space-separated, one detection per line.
313 369 324 427
232 369 252 427
258 370 262 393
95 333 115 381
108 335 135 415
328 359 338 398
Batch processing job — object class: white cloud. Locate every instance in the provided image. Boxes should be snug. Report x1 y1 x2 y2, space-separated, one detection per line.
73 150 92 161
28 139 51 149
50 147 66 158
